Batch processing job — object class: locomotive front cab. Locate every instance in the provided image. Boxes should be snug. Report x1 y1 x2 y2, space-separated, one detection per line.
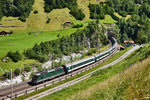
31 74 39 85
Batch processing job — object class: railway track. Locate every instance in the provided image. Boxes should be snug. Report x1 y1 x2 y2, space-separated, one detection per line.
26 45 140 100
0 37 119 100
0 45 118 100
0 82 31 98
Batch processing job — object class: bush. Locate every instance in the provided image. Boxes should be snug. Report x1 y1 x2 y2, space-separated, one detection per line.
24 66 31 72
14 68 20 76
22 77 25 82
70 9 85 20
37 66 45 71
46 18 50 23
7 51 22 62
38 54 49 63
90 48 98 53
53 61 62 67
86 51 93 56
57 34 60 37
119 11 128 17
72 24 83 28
33 10 38 14
18 16 26 22
3 72 11 79
86 48 97 56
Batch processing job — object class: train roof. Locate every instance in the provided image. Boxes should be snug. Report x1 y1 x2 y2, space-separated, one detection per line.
94 47 111 57
33 67 63 76
64 55 95 67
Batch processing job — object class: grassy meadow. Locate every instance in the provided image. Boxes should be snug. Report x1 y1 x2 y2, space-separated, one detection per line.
68 57 150 100
114 13 131 20
100 15 117 23
0 28 78 58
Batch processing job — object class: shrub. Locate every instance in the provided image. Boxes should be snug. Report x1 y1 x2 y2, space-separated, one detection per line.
119 11 127 17
37 66 44 71
86 51 92 56
14 68 20 76
70 8 85 20
22 77 25 82
38 54 49 63
57 34 60 37
33 10 38 14
72 24 83 28
3 72 11 79
7 51 22 62
46 18 50 23
86 48 97 56
24 66 31 72
18 16 26 22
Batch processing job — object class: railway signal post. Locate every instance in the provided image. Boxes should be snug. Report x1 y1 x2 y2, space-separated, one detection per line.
0 66 4 75
10 69 13 98
52 53 54 68
70 55 73 76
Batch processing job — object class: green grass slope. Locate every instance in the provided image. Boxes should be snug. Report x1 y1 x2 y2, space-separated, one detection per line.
0 28 77 58
114 12 131 20
40 44 150 100
68 57 150 100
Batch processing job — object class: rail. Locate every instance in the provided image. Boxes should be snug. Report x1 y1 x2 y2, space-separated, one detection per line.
0 44 118 100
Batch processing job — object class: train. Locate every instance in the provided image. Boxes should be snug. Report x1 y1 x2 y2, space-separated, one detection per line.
31 37 118 84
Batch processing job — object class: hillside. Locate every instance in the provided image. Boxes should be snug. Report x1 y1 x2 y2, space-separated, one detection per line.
0 0 150 80
0 0 105 33
0 0 73 33
40 44 150 100
68 57 150 100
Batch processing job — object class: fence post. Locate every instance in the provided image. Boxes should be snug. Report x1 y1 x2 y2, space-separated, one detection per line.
15 94 17 98
25 90 27 95
35 87 38 91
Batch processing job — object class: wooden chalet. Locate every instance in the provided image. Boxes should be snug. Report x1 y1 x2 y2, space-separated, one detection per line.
0 31 13 36
124 40 134 47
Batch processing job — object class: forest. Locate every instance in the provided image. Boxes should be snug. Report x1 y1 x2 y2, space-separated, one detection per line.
44 0 85 20
88 0 150 44
0 0 35 21
23 22 108 63
88 3 107 19
106 0 150 44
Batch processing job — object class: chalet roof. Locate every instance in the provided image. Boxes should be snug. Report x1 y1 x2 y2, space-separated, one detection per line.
120 45 125 49
124 40 134 44
0 31 9 33
65 21 71 23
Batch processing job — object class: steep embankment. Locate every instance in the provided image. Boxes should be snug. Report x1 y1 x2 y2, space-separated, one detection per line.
69 57 150 100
